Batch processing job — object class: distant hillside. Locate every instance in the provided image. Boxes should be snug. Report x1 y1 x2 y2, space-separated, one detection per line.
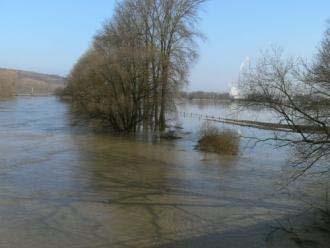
0 68 66 96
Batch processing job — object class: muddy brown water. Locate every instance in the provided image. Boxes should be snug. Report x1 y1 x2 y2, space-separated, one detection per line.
0 97 327 248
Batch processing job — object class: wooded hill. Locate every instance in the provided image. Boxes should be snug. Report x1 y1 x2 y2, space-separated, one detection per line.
0 68 66 97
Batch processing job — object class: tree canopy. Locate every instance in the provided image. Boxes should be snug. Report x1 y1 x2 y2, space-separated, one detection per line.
64 0 206 132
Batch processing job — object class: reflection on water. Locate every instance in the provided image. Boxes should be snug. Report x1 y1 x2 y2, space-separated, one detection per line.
0 97 325 247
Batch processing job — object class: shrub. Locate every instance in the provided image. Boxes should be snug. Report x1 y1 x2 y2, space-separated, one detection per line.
197 122 240 155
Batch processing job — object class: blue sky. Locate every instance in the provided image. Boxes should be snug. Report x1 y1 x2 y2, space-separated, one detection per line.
0 0 329 91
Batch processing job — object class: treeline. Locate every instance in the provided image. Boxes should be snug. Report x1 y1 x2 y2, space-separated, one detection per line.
62 0 206 132
245 92 330 105
180 91 231 100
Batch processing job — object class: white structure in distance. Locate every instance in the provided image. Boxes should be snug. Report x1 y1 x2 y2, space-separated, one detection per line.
229 85 241 99
229 57 250 100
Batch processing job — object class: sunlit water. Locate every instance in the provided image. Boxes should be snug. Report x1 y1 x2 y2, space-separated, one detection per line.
0 97 326 247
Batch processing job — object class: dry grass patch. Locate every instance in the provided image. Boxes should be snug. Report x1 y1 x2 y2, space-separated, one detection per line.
197 123 240 155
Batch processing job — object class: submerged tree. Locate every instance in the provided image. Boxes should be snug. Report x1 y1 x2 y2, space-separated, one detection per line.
240 22 330 177
65 0 206 131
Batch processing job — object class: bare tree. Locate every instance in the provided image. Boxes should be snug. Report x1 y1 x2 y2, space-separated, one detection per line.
65 0 206 132
153 0 206 130
240 24 330 177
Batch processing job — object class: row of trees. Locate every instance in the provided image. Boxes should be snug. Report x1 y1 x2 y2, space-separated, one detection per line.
241 21 330 176
180 91 231 101
64 0 206 132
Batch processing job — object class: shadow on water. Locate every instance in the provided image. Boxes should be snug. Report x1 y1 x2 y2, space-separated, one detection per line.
0 97 328 247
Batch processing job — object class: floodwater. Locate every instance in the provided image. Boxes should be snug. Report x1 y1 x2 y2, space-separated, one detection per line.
0 97 327 248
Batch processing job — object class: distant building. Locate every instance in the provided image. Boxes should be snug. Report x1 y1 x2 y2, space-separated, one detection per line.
229 57 250 100
229 85 242 99
230 86 239 99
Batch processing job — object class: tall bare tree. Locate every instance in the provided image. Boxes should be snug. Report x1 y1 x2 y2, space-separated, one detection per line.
65 0 206 132
240 23 330 177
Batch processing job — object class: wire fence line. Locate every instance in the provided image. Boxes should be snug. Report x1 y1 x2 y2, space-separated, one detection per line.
177 111 302 133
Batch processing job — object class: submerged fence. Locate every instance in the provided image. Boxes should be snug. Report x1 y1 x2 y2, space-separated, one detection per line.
178 111 299 132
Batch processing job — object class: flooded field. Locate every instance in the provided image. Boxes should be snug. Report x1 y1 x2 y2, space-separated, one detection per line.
0 97 328 248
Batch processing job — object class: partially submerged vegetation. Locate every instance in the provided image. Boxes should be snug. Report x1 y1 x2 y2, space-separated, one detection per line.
197 123 240 155
62 0 206 132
